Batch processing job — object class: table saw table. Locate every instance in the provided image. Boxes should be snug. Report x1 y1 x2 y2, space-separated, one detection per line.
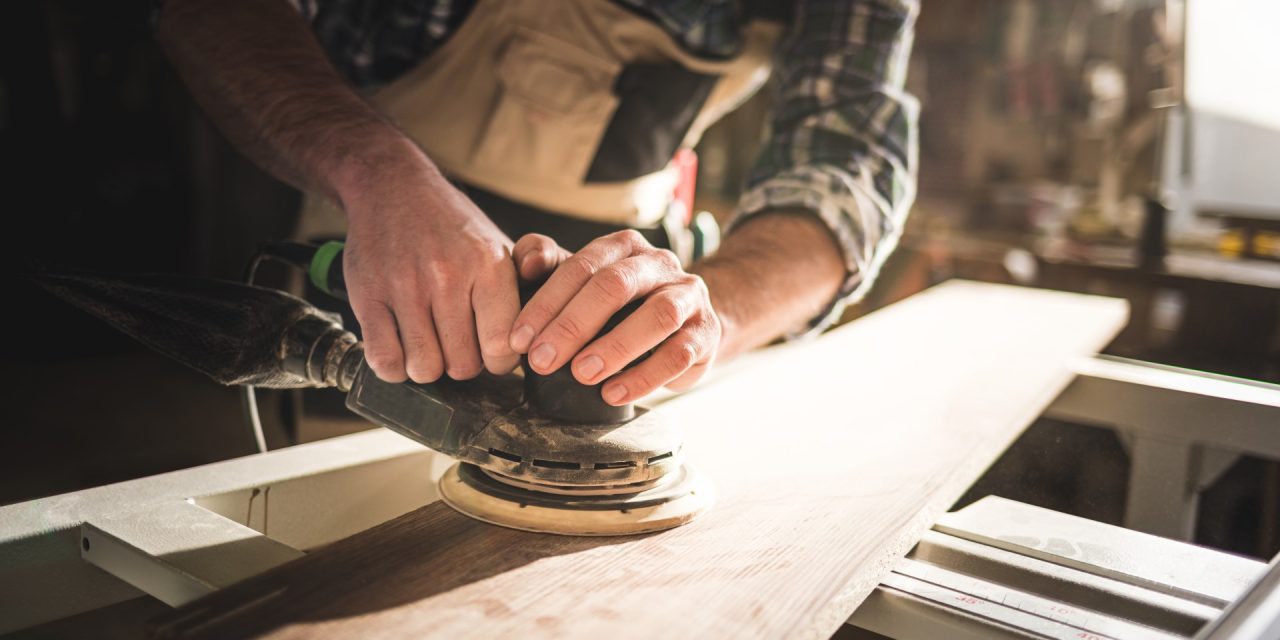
5 280 1270 639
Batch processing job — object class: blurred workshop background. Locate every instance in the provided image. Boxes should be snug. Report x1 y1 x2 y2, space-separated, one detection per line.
3 0 1278 563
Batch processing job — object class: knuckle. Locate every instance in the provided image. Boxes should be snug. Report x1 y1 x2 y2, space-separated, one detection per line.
395 323 432 348
528 234 557 253
423 259 459 292
485 357 518 375
653 248 681 269
386 272 419 295
607 229 645 248
406 364 443 384
704 312 723 343
442 347 483 377
519 300 556 326
350 283 391 306
683 272 709 296
667 340 698 373
516 232 549 248
549 315 586 343
481 332 514 358
651 295 686 333
479 243 510 266
625 370 658 395
564 255 600 282
606 338 634 364
590 265 635 305
365 345 403 372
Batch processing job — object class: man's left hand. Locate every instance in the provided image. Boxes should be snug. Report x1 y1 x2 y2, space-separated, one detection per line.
507 230 722 406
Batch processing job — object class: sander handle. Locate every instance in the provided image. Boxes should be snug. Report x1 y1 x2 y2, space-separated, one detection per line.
260 240 647 424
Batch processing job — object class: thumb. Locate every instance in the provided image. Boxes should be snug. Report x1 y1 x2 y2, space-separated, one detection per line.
512 233 572 281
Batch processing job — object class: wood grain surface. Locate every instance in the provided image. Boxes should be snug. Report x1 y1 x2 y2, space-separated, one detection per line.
152 281 1128 639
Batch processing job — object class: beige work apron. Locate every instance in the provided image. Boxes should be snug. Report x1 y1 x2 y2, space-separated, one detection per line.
296 0 783 240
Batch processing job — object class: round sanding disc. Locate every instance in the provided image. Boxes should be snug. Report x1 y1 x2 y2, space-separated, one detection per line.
438 462 714 536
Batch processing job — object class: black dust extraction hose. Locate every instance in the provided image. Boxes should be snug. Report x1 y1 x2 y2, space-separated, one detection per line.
241 240 350 452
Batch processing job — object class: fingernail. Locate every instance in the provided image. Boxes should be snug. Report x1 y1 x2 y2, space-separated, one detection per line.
529 343 555 370
602 383 627 405
575 355 603 381
510 325 535 351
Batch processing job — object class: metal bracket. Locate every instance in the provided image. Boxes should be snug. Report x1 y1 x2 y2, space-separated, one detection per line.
1046 355 1280 540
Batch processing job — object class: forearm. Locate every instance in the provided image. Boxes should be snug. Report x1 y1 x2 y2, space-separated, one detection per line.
156 0 428 205
721 0 920 341
692 211 845 361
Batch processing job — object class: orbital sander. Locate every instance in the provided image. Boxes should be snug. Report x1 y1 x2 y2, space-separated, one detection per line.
36 242 712 536
345 351 712 536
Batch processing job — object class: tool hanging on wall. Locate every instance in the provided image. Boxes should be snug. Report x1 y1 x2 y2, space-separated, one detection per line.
35 246 713 536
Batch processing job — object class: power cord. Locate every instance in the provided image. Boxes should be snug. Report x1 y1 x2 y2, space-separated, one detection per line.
240 241 345 454
241 251 287 454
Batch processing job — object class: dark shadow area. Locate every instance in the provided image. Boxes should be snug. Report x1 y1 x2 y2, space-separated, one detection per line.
1 0 302 506
148 502 640 638
956 416 1280 560
954 418 1129 526
5 595 170 640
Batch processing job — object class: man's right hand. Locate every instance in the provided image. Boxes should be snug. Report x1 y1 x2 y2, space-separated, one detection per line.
337 147 521 384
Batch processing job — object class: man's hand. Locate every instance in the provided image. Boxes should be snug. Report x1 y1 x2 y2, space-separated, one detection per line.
158 0 524 385
509 231 722 406
340 150 520 383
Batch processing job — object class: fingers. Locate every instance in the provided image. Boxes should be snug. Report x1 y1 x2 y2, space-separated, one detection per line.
527 254 681 374
391 295 445 383
473 259 520 375
598 323 717 405
568 282 698 385
508 233 573 354
512 231 649 355
341 179 524 384
350 297 408 383
431 286 483 380
512 233 571 282
512 231 680 371
357 279 509 383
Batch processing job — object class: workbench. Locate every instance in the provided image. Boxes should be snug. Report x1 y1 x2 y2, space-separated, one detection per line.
1 280 1134 637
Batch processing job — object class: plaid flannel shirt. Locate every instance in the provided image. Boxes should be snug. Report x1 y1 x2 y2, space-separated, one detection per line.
295 0 919 334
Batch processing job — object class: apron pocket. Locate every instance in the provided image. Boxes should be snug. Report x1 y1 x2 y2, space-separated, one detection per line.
584 63 718 183
470 27 621 187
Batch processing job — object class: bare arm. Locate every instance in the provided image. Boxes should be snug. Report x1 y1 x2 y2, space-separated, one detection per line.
158 0 523 383
693 211 845 361
157 0 408 201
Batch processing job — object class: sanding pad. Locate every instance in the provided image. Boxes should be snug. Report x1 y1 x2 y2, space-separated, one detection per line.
438 462 714 536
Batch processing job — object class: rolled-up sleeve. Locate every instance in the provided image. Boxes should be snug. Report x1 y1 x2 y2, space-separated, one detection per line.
727 0 920 335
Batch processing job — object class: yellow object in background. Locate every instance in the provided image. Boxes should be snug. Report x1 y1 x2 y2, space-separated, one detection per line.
1218 230 1245 257
1253 231 1280 260
1215 229 1280 261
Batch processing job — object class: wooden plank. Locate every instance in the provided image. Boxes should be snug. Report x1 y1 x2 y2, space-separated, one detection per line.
152 281 1128 639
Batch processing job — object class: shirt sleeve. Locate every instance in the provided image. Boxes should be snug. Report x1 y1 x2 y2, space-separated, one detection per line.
726 0 920 336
